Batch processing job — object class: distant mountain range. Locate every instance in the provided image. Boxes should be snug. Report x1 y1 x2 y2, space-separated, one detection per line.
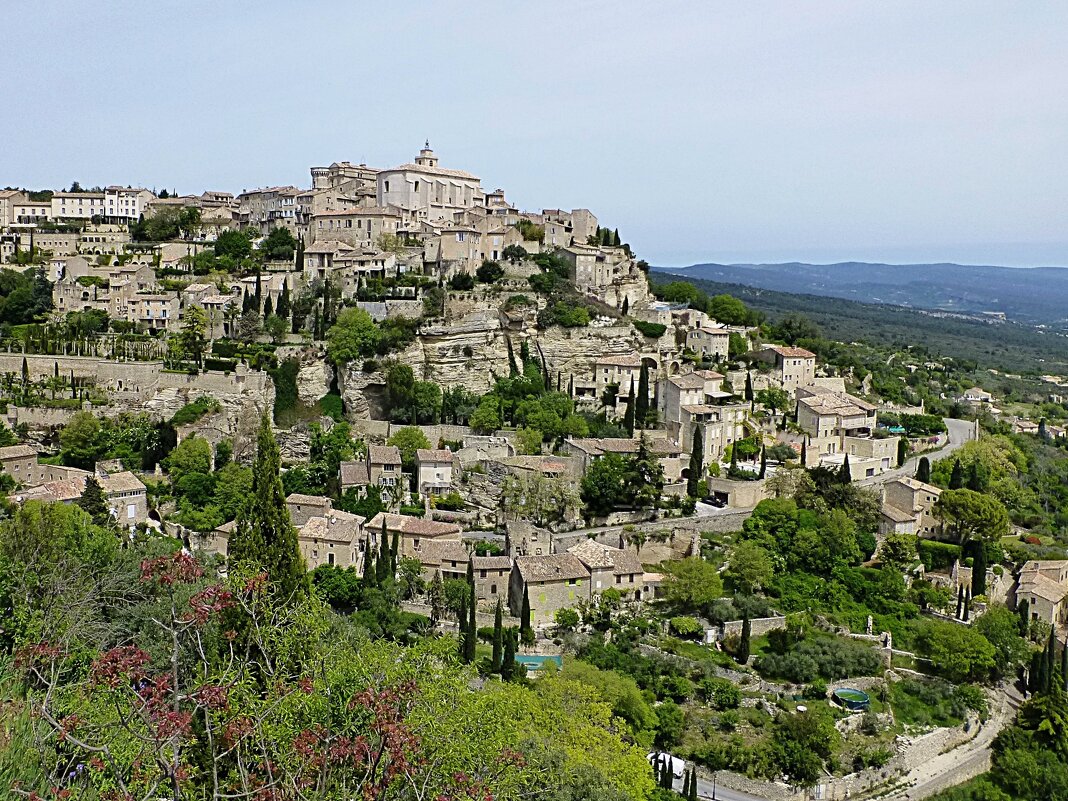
651 262 1068 328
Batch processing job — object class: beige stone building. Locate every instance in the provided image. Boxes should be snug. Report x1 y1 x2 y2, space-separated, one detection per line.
285 493 366 570
562 436 686 486
1017 560 1068 629
365 512 462 562
509 553 590 627
472 554 512 604
658 370 749 466
415 448 454 497
377 144 483 223
0 445 41 486
311 206 403 247
51 192 106 220
339 445 404 496
686 324 731 362
104 187 155 223
881 477 942 538
758 345 816 392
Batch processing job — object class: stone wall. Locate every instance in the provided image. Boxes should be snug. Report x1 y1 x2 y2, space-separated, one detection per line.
710 615 787 643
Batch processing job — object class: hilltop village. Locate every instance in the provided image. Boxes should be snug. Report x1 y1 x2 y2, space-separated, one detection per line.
3 146 1068 800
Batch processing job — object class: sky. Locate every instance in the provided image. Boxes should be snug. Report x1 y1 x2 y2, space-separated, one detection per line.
4 1 1068 267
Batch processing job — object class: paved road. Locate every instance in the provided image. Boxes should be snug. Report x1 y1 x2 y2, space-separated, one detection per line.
858 417 975 488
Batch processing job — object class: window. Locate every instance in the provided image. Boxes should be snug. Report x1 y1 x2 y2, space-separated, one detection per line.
490 583 497 594
328 553 335 565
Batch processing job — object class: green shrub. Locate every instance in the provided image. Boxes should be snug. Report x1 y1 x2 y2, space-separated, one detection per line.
633 320 667 338
917 540 962 571
170 396 221 426
319 393 344 422
669 616 704 639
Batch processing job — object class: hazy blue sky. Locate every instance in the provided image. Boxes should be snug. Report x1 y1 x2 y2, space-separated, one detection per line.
5 1 1068 266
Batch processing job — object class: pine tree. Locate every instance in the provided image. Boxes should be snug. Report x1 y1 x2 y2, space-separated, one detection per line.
687 426 704 498
520 586 532 636
759 444 767 479
263 295 273 318
227 414 309 603
623 383 635 436
635 363 649 428
491 599 504 673
949 458 964 489
972 542 987 596
916 456 931 484
838 454 851 484
77 475 110 526
737 614 751 665
277 280 290 320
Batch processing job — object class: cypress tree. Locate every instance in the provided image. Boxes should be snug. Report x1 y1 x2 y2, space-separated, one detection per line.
963 589 971 622
491 599 504 673
759 444 767 479
1039 418 1048 441
361 538 377 589
897 436 908 468
263 295 273 318
254 268 262 310
520 586 532 635
838 454 851 484
227 414 309 603
621 296 629 316
623 383 635 436
501 628 517 680
465 576 477 664
277 279 290 320
1018 599 1030 636
242 289 253 314
972 542 987 596
800 437 807 467
744 371 754 408
956 585 965 619
506 337 518 376
690 768 698 801
949 458 964 489
53 361 58 378
1061 644 1068 691
687 426 704 498
1029 650 1043 694
737 614 751 665
613 228 621 247
21 357 28 386
390 529 399 575
916 456 931 484
635 363 649 428
377 523 390 584
567 374 574 398
729 441 738 472
1045 629 1057 693
458 591 470 662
